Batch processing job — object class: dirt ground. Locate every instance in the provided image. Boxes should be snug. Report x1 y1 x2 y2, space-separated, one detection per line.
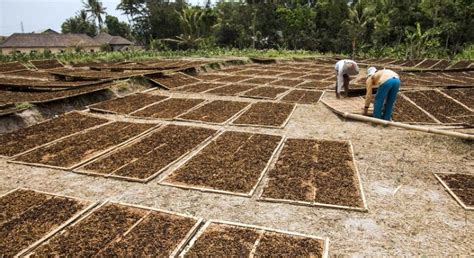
0 85 473 255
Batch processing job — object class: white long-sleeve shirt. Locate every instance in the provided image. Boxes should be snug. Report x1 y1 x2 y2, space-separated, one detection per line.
335 59 359 93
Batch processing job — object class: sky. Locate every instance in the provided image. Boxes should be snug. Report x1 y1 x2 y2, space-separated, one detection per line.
1 0 156 36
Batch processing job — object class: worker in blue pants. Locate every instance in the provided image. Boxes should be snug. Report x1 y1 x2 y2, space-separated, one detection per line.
363 67 401 120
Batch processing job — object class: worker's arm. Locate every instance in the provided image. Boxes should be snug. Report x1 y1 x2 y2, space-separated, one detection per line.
364 77 374 115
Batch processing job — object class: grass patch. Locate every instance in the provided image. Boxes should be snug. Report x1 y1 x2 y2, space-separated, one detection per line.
0 48 324 65
15 102 33 110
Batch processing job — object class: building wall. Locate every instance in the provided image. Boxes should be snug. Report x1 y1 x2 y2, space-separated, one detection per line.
112 45 131 51
1 47 101 55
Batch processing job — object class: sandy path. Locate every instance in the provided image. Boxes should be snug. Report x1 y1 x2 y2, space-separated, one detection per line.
1 87 473 255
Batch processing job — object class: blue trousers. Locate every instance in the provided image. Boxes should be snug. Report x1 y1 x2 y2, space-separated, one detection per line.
373 78 400 120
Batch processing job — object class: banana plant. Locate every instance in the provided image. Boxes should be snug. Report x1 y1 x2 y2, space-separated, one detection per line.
404 22 441 59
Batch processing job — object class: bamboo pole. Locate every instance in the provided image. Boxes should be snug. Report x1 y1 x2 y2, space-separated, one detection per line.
340 112 474 140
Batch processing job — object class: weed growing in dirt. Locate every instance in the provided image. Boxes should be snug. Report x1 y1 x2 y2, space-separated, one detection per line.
15 102 33 110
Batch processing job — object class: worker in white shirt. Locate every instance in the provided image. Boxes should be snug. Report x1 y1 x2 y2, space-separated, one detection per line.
363 67 401 120
334 59 359 98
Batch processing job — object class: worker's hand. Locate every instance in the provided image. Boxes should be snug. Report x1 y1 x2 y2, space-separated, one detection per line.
363 107 369 115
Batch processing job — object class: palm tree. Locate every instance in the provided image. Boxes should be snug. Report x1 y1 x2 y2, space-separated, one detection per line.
117 0 145 25
82 0 107 29
61 10 97 37
343 1 374 57
163 9 206 49
78 9 89 23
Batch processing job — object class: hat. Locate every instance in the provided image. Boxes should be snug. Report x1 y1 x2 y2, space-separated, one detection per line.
367 67 377 78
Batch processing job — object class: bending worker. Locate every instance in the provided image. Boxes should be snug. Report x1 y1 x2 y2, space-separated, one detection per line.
335 59 359 98
363 67 401 120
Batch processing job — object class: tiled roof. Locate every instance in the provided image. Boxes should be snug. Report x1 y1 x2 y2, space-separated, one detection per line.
0 33 101 48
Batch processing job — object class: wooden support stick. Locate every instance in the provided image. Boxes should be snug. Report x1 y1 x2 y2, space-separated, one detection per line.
341 112 473 140
18 201 99 257
322 99 473 140
433 173 473 211
180 220 330 258
399 93 441 123
248 137 286 197
350 141 369 211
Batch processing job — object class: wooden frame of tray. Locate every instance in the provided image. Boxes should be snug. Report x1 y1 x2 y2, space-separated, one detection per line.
258 139 369 212
179 219 330 258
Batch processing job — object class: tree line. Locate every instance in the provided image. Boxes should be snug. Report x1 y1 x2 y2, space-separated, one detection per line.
62 0 473 59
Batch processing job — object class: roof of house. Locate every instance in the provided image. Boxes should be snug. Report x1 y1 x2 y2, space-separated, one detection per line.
0 33 101 48
33 28 60 34
94 32 133 46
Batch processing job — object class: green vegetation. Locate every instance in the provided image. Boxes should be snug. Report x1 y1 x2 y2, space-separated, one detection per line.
82 0 107 29
0 48 322 64
114 80 131 92
1 0 473 62
60 0 474 58
15 102 33 110
1 45 473 65
104 15 132 39
61 10 97 37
